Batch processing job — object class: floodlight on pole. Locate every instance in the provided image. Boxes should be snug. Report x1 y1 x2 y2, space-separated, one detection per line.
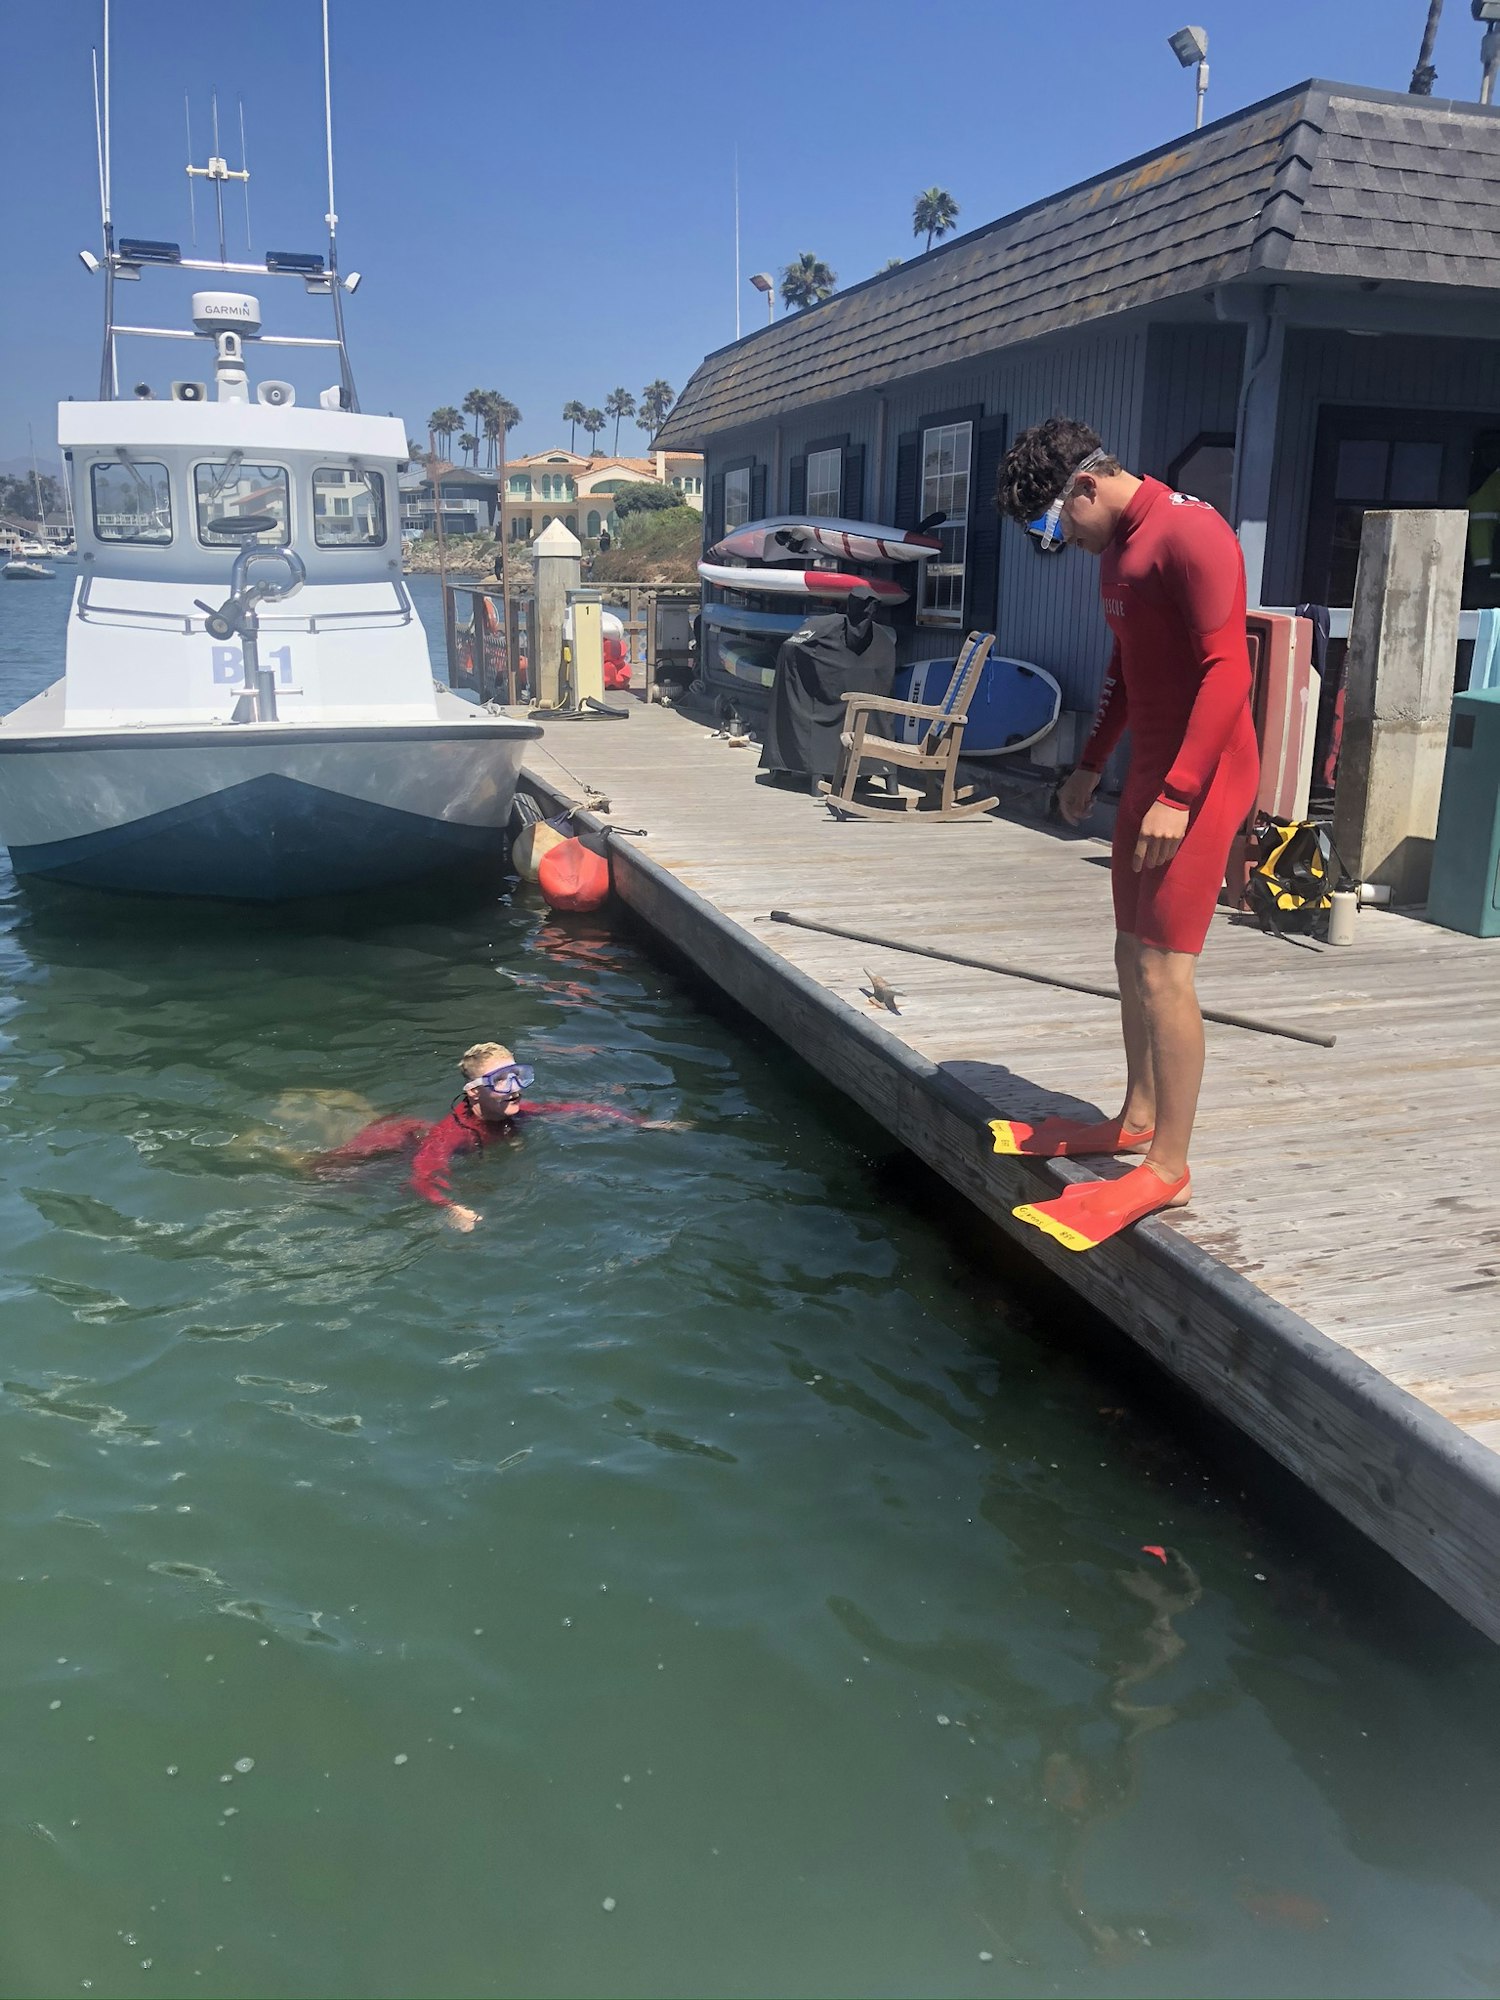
1168 24 1209 129
750 271 775 323
1476 0 1500 102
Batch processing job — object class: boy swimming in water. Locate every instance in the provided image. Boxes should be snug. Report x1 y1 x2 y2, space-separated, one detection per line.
312 1040 684 1232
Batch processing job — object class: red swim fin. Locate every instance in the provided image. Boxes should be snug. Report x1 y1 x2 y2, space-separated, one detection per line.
988 1115 1154 1158
1013 1162 1191 1252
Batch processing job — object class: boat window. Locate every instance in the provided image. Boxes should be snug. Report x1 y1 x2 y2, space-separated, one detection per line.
90 459 173 543
194 461 290 546
919 420 972 626
723 466 752 530
312 466 387 547
805 447 841 519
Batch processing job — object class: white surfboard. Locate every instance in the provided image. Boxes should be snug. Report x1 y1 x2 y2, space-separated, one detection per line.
698 560 908 605
710 515 942 565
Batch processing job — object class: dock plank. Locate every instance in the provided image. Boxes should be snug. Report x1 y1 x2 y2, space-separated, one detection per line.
522 703 1500 1638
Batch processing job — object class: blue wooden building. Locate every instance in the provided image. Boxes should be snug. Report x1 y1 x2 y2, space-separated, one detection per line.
657 80 1500 723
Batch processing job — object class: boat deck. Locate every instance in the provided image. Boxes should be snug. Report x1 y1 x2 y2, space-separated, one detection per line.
522 700 1500 1641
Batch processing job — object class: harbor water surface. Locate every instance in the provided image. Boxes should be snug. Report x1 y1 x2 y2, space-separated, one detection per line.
3 577 1500 1998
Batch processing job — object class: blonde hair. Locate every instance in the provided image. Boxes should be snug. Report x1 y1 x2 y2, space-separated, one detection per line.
459 1041 514 1079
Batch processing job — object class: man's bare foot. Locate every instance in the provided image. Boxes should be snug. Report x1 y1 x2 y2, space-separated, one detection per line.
445 1204 481 1233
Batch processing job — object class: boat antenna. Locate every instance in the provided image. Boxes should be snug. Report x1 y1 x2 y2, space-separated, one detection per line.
733 146 741 340
321 0 359 410
185 94 197 245
238 95 252 249
211 93 227 262
96 0 117 398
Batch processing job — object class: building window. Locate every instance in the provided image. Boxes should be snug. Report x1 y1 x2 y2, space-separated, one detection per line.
918 421 972 625
566 514 577 532
806 446 841 519
587 510 601 537
194 461 291 547
724 465 752 529
90 458 172 543
312 466 386 547
508 475 530 496
1167 433 1235 521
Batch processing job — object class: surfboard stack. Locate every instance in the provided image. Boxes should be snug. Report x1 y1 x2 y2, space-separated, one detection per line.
697 515 939 706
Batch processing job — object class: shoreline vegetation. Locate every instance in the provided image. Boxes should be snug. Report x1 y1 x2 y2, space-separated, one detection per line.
402 503 700 587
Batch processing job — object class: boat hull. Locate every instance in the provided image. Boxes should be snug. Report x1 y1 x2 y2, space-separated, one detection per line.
0 720 540 900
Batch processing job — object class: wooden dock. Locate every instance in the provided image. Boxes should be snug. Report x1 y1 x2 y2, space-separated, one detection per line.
523 701 1500 1641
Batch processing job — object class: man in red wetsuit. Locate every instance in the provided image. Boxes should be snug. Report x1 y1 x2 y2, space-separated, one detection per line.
989 419 1259 1250
311 1041 685 1232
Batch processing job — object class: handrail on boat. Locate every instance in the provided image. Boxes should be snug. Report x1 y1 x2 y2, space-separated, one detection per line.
73 573 415 634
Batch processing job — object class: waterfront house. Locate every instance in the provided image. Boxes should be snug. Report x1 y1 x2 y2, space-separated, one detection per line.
398 466 500 540
657 79 1500 725
501 449 705 543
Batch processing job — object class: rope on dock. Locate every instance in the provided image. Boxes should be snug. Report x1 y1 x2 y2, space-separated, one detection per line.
767 910 1337 1049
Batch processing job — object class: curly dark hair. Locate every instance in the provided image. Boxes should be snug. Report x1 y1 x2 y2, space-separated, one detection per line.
994 418 1122 523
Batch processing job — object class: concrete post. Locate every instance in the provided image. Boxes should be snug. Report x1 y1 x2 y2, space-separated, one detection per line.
532 518 582 709
1332 508 1466 905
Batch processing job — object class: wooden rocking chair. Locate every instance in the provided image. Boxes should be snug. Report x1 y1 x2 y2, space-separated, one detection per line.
819 630 999 821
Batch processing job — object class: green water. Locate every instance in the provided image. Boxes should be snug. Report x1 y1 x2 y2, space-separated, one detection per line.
4 583 1500 1999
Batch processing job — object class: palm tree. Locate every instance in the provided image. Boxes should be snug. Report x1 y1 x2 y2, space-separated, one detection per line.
780 253 837 312
562 399 588 451
912 187 960 252
458 432 480 467
429 406 462 457
637 379 675 445
604 388 636 454
461 388 488 459
582 407 606 454
479 393 522 469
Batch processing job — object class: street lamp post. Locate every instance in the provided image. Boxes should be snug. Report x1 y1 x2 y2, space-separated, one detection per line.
1475 1 1500 103
1168 25 1210 130
750 271 775 324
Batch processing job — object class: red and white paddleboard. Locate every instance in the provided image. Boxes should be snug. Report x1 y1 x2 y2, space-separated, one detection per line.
697 560 908 605
711 515 942 565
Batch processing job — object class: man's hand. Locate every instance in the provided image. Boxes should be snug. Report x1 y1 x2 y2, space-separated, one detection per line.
445 1203 481 1233
1057 767 1102 826
1132 800 1190 873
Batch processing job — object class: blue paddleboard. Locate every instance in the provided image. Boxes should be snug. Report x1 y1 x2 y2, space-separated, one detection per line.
892 653 1061 759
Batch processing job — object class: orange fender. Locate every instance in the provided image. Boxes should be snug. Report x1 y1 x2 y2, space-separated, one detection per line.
538 836 611 913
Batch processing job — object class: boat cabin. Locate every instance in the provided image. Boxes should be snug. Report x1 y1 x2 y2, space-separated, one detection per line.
57 291 432 732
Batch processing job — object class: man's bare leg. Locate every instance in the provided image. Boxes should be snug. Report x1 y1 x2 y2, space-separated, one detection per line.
1132 943 1204 1185
1113 932 1157 1140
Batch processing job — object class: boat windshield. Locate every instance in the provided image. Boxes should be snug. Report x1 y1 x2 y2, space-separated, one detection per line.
195 460 290 546
312 465 386 547
91 460 173 544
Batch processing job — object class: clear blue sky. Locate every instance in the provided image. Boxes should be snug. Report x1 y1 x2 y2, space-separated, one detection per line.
0 0 1484 471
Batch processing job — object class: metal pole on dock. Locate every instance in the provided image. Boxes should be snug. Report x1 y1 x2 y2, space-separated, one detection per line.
768 911 1338 1049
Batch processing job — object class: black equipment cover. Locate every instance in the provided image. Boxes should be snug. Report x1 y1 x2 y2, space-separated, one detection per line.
757 610 896 781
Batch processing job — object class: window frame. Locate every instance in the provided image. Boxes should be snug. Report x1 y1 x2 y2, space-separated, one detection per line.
915 414 976 628
722 458 754 531
805 443 843 520
192 459 293 550
90 457 174 544
311 464 388 549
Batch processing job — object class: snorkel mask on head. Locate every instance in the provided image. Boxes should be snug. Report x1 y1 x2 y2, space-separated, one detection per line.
476 1061 534 1100
1024 447 1111 554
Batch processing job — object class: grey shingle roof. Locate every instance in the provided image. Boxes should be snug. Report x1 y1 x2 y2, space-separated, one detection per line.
658 81 1500 448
